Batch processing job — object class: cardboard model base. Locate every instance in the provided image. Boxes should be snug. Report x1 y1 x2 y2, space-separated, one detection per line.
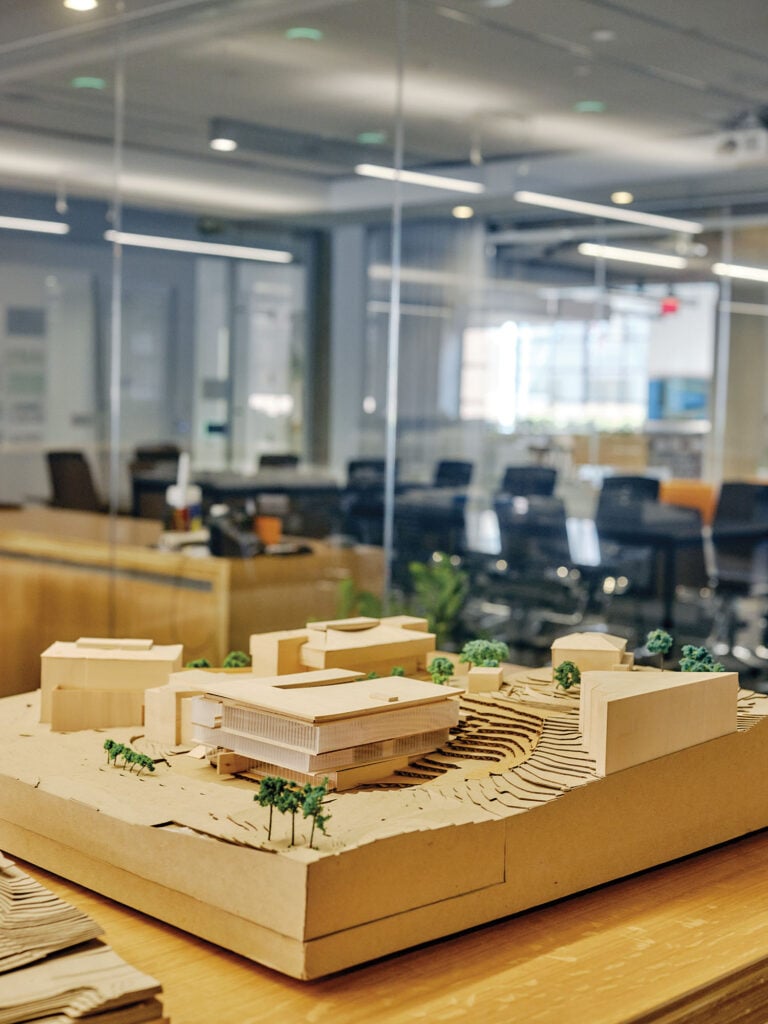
0 672 767 980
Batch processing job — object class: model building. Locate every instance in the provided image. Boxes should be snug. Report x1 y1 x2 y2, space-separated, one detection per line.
40 637 183 731
190 668 459 789
551 631 634 678
249 615 436 678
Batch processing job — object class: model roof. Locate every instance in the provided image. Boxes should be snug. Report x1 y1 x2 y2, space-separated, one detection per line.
202 674 453 723
552 632 627 652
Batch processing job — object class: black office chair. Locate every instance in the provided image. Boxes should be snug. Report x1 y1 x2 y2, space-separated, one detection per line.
709 482 768 663
478 495 587 645
594 476 661 602
498 465 557 497
46 451 105 512
133 442 180 466
259 453 299 470
433 460 473 488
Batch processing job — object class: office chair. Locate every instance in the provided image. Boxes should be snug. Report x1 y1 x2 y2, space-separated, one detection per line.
709 481 768 663
46 450 105 512
498 465 557 497
433 459 473 488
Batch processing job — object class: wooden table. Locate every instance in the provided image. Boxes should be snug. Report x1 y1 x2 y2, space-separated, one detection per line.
13 828 768 1024
0 508 382 695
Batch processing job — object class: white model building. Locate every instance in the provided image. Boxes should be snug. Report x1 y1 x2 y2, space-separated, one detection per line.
40 637 183 731
191 668 459 789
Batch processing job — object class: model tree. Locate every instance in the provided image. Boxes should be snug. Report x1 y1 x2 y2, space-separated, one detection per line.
301 778 332 849
186 658 212 668
646 629 674 669
459 639 510 668
276 781 304 846
223 650 251 668
554 659 581 690
255 776 286 840
679 645 725 673
427 656 455 686
391 666 405 677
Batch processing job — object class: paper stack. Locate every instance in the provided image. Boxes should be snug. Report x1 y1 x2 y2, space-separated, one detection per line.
0 855 166 1023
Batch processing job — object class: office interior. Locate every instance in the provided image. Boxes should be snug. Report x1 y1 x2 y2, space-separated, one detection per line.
4 0 768 684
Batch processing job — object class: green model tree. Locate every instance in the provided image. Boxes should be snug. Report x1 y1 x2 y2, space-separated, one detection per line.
679 644 725 673
186 657 212 669
255 776 286 840
390 666 405 677
427 656 455 686
223 650 251 668
459 639 510 668
366 671 380 679
276 781 304 846
301 778 332 849
554 660 581 690
646 629 674 668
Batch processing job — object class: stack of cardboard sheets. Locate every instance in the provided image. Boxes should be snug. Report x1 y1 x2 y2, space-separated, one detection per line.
0 854 165 1023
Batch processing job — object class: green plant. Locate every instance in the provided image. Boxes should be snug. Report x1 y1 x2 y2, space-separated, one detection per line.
459 639 509 668
335 577 383 619
409 554 469 647
276 780 304 846
391 665 405 677
679 645 725 673
554 660 581 690
427 656 455 686
366 671 380 679
646 629 674 668
223 650 251 669
186 657 212 669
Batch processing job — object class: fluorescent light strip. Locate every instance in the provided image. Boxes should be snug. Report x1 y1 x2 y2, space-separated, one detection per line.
0 215 69 235
355 163 485 194
712 261 768 283
578 242 688 269
104 230 292 263
515 190 703 234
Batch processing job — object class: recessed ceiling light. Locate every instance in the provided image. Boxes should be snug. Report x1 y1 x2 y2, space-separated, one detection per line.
452 205 475 219
210 136 238 152
285 26 323 41
357 131 387 145
71 76 106 90
591 28 616 42
104 230 292 263
712 262 768 283
574 100 605 114
63 0 98 10
611 191 634 205
0 215 70 235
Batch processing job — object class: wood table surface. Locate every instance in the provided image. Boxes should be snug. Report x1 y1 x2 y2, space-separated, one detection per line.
14 827 768 1024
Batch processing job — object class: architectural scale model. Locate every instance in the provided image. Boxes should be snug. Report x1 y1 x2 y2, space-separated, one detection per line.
3 626 768 980
249 614 436 678
190 669 459 788
40 637 183 731
551 631 634 676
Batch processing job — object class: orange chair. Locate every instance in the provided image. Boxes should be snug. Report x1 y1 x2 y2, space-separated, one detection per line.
659 478 717 526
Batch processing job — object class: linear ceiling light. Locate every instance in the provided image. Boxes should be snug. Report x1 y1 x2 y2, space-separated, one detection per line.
104 230 292 263
712 261 768 283
355 163 485 194
578 242 688 269
515 190 703 233
0 216 69 235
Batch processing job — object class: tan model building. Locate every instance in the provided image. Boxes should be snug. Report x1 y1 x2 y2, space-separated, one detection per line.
551 631 634 678
40 637 183 731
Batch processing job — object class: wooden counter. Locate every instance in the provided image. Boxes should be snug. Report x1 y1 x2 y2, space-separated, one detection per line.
0 508 383 695
14 827 768 1024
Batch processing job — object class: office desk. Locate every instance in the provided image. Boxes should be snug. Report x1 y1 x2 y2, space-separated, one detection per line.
0 508 382 695
596 503 705 629
14 827 768 1024
132 468 341 536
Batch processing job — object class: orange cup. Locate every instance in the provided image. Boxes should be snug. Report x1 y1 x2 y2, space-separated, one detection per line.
255 515 282 545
